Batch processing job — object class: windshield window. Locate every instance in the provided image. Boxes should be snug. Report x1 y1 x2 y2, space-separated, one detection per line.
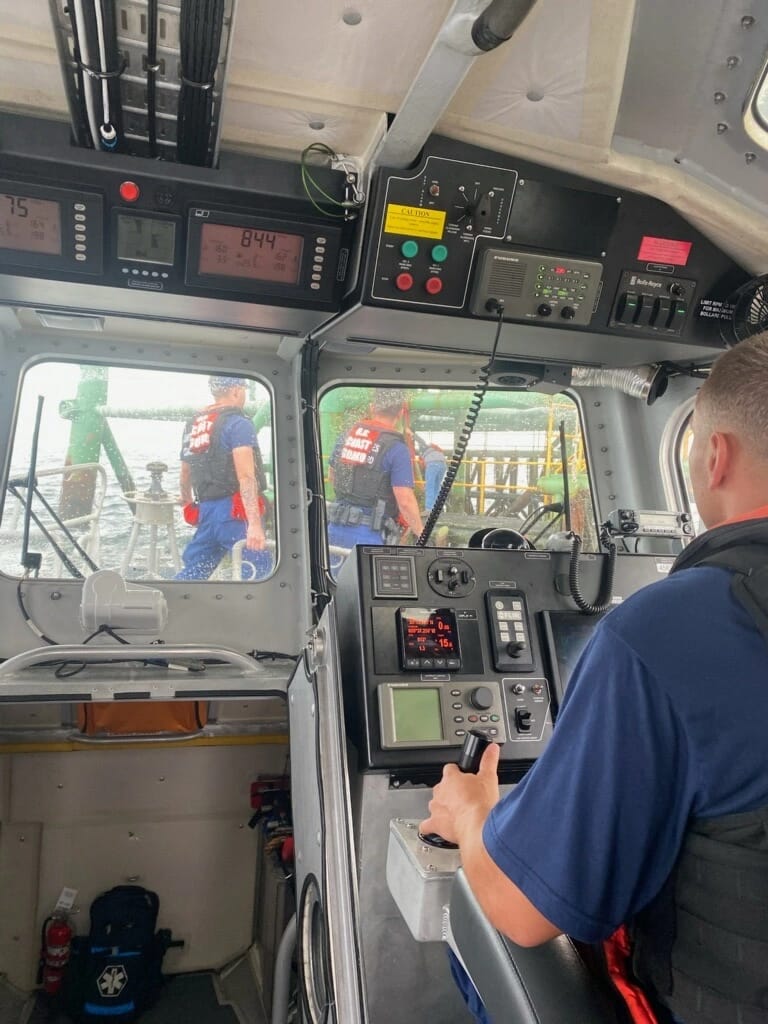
0 362 275 582
319 385 597 572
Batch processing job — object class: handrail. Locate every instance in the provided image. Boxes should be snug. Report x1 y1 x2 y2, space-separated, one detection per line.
0 644 261 678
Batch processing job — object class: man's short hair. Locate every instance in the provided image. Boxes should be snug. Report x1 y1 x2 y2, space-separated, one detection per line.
372 388 407 417
697 331 768 460
209 374 247 395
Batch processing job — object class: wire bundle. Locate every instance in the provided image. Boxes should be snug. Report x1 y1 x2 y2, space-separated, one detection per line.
177 0 226 165
300 144 347 218
67 0 124 151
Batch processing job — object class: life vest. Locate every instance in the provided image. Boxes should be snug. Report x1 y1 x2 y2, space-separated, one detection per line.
331 420 404 519
182 405 266 504
615 518 768 1024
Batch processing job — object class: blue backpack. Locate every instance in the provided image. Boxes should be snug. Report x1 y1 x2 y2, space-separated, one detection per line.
65 886 181 1022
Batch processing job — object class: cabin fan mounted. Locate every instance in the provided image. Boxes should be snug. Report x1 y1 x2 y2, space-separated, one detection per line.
720 274 768 345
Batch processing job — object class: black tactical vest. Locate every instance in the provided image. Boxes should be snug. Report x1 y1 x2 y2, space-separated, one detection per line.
632 518 768 1024
183 406 264 503
331 420 404 518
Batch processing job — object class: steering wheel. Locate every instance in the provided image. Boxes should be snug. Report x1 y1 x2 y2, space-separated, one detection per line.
469 528 532 550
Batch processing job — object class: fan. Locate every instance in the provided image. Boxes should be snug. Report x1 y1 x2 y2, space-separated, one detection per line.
721 274 768 345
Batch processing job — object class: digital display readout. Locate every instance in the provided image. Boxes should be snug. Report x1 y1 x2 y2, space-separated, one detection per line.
198 223 303 285
117 214 176 265
398 607 460 659
392 688 444 743
0 194 62 255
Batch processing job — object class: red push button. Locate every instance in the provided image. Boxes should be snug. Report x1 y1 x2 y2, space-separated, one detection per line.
119 181 140 203
395 272 414 292
425 276 443 295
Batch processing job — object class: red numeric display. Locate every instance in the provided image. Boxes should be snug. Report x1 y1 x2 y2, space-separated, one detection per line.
398 607 459 659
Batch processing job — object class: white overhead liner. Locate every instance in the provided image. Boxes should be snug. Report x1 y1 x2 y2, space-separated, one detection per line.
0 0 765 272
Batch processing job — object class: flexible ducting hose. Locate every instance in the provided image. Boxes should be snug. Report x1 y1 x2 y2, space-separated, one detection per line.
571 365 668 405
472 0 538 51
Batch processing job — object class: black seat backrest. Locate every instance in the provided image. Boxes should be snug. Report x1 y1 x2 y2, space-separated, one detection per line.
449 869 618 1024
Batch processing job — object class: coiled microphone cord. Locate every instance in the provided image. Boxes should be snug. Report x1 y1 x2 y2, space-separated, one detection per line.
416 301 505 547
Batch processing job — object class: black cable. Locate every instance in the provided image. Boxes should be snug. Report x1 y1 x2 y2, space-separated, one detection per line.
568 530 617 615
23 485 99 572
146 0 159 155
416 303 505 547
177 0 225 165
16 578 58 645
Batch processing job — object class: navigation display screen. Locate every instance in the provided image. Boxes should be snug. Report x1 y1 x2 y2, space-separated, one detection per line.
198 223 303 284
117 215 176 265
0 194 62 255
545 610 605 695
391 688 444 743
398 607 459 659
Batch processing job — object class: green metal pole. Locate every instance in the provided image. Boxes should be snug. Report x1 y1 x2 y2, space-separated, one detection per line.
58 366 108 520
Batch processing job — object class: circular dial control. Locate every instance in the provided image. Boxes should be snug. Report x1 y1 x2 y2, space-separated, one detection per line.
470 686 494 711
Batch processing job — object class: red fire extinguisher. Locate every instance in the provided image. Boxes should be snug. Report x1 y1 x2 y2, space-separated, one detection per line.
39 913 73 995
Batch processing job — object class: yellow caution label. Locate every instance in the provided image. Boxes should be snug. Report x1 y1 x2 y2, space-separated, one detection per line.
384 204 446 239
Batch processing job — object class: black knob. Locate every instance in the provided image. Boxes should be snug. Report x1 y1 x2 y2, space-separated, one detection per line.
470 686 494 710
560 306 576 320
458 729 492 773
669 283 685 298
506 640 527 658
537 303 552 317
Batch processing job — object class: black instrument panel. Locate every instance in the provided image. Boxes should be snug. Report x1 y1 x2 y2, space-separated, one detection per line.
0 115 354 313
335 546 673 772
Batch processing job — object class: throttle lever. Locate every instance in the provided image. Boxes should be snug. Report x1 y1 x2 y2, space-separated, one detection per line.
419 729 492 849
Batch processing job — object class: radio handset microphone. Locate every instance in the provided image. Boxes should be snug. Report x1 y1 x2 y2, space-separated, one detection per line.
418 729 493 849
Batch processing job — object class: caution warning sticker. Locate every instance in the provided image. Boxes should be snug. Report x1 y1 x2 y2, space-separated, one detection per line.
384 204 446 239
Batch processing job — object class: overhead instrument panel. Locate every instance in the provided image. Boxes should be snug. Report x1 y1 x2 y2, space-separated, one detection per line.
370 155 518 309
0 113 356 333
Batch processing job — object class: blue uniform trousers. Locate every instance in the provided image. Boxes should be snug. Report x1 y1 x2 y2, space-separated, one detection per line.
176 496 272 581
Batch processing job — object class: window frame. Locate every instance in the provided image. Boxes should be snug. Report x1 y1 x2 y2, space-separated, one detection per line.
0 356 278 583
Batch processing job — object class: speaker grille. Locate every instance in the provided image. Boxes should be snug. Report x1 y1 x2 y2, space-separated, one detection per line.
488 259 527 297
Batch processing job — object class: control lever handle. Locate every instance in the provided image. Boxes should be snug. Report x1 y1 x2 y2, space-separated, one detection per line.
419 729 492 849
457 728 492 773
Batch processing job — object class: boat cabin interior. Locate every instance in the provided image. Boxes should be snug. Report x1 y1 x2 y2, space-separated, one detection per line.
0 1 766 1022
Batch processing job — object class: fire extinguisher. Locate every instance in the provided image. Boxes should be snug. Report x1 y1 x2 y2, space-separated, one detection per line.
38 913 73 996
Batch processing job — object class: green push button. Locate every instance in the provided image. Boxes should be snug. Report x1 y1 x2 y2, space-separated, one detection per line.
431 244 448 263
400 240 419 259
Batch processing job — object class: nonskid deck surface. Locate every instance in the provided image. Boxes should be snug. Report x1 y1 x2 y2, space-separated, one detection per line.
15 972 255 1024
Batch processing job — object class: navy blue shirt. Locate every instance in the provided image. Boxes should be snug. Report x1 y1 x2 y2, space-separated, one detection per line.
483 564 768 943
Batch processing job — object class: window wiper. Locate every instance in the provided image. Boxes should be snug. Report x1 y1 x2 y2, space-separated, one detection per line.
12 395 99 579
20 395 44 576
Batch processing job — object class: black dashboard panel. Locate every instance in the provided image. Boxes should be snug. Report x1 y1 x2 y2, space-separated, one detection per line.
335 545 673 773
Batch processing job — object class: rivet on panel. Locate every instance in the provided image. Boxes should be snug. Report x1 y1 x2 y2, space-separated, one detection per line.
714 91 726 103
716 122 729 134
158 777 165 782
745 152 757 163
726 55 740 68
608 494 616 501
741 15 755 28
309 121 326 131
215 593 223 600
604 470 613 477
51 591 62 600
342 8 362 25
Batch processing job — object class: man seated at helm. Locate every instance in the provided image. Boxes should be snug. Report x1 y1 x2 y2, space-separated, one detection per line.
327 388 424 554
177 374 272 581
423 332 768 1024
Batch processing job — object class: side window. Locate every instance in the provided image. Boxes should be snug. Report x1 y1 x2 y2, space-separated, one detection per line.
676 416 704 535
0 362 275 582
319 385 597 571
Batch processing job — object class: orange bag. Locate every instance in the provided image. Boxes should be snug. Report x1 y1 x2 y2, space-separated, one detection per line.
77 701 208 736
